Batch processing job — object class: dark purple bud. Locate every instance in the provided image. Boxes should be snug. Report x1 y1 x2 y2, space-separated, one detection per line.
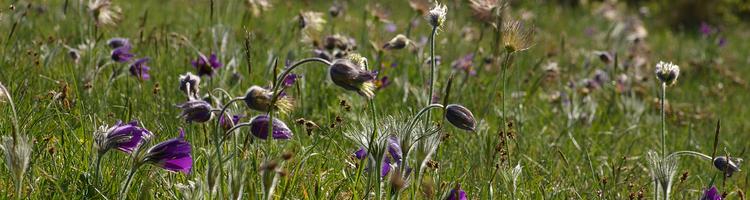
142 128 192 174
177 100 213 123
129 58 151 80
713 156 742 177
111 45 134 63
107 37 130 49
700 186 722 200
718 37 727 47
445 104 476 131
249 115 293 140
94 120 153 155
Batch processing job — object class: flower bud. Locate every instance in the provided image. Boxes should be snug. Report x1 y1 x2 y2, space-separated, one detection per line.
655 61 680 86
383 34 410 50
445 104 476 131
713 156 742 177
329 55 376 99
107 37 130 49
242 86 292 113
249 115 293 140
177 100 213 123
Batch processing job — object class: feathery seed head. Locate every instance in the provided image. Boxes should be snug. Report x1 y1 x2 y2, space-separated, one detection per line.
655 61 680 86
501 20 534 53
426 2 447 29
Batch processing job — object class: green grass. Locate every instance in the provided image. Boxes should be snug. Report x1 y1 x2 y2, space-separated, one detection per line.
0 0 748 199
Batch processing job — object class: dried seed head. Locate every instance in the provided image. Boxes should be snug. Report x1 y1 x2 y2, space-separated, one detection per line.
383 34 411 50
713 156 742 177
329 54 376 99
445 104 476 131
426 2 447 29
655 61 680 86
242 86 292 113
501 20 534 53
88 0 122 27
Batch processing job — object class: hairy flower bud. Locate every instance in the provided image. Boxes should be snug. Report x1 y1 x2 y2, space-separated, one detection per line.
242 86 293 113
329 55 376 99
383 34 411 50
445 104 476 131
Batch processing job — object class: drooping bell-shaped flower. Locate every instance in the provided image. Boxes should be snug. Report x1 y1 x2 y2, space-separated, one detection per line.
248 115 293 140
700 186 722 200
177 100 213 123
445 104 476 131
94 120 153 155
107 37 130 49
329 54 376 99
178 72 201 99
713 156 742 177
141 128 192 174
445 185 467 200
242 86 293 113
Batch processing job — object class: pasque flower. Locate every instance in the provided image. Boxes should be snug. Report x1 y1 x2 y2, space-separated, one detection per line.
178 72 201 99
177 100 213 123
445 185 468 200
111 45 134 63
140 128 192 174
701 186 722 200
713 156 742 177
426 2 447 29
329 54 376 99
107 37 129 49
248 115 293 140
242 86 293 113
192 53 222 77
445 104 476 131
129 58 151 80
94 120 152 155
655 61 680 86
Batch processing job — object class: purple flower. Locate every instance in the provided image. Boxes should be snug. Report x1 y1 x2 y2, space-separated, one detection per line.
283 73 300 87
142 128 192 174
192 53 222 77
248 115 293 140
700 22 715 37
718 37 727 47
376 76 391 89
129 58 150 80
381 156 394 177
107 37 130 49
701 186 722 200
387 135 402 164
94 120 152 155
445 104 477 131
177 100 213 123
111 45 134 63
385 23 397 33
446 186 467 200
220 114 244 131
451 53 476 76
354 147 367 160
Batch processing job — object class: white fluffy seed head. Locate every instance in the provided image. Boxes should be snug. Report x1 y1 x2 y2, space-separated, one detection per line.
426 2 447 28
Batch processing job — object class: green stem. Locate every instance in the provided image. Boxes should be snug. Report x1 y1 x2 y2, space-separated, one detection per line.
426 26 438 124
119 164 140 200
661 83 666 158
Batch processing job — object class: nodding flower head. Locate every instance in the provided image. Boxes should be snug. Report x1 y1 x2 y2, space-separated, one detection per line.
179 72 201 99
177 100 213 123
242 86 293 113
140 128 192 174
426 2 447 29
655 61 680 86
107 37 130 49
701 186 722 200
111 45 134 63
192 53 222 77
445 104 476 131
94 120 153 155
713 156 742 177
501 20 534 53
248 115 294 140
383 34 411 50
329 54 376 99
129 58 151 80
445 184 468 200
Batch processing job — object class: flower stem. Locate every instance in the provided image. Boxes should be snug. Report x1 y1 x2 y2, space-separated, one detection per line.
426 26 438 124
661 83 666 157
119 164 140 200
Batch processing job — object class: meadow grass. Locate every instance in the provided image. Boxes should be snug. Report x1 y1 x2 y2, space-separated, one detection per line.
0 0 748 199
